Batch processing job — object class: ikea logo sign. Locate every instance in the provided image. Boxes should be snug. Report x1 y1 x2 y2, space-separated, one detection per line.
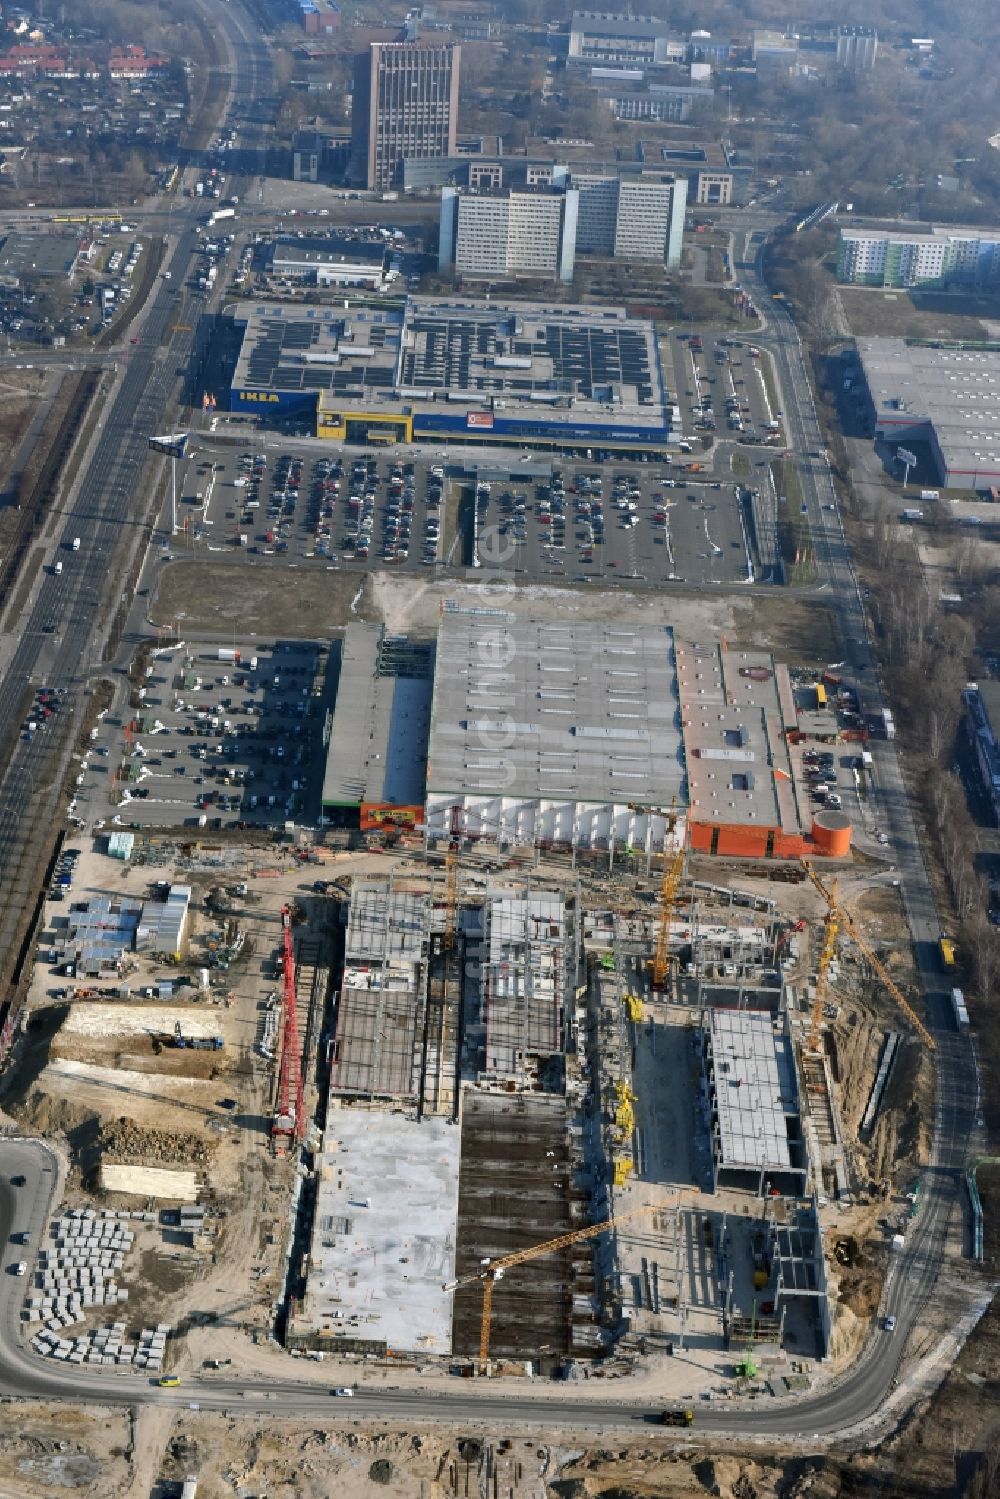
239 391 280 405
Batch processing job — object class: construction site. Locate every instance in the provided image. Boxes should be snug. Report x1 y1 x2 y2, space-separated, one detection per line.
281 835 933 1384
0 619 938 1402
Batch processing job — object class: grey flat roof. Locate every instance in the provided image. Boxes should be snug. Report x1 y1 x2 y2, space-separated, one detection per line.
571 11 669 38
399 298 665 429
233 302 404 396
709 1009 798 1172
0 231 80 279
231 296 668 436
675 640 803 834
322 622 432 808
270 235 387 269
857 336 1000 478
301 1109 460 1353
427 610 684 806
842 224 1000 247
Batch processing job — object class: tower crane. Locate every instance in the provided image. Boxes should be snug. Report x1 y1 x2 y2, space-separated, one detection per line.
802 864 936 1051
444 1198 675 1369
624 798 685 992
650 844 686 990
442 803 462 952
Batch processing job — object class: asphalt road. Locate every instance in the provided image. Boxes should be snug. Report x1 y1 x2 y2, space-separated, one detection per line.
0 1136 963 1435
0 0 273 913
739 232 981 1376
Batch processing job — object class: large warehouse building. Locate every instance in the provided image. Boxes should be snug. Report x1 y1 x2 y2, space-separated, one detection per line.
324 613 849 859
225 296 672 454
423 609 823 858
856 336 1000 492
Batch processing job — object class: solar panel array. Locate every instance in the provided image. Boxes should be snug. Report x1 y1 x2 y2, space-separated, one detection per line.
398 311 656 405
242 316 398 396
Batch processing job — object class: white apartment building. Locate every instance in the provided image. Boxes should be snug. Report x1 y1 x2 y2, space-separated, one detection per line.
839 226 1000 289
440 172 686 279
442 187 578 282
575 171 686 267
614 176 679 260
572 174 620 255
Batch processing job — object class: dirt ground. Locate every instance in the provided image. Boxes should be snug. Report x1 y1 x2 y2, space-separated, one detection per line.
7 1394 1000 1499
152 560 842 667
0 1400 875 1498
839 287 993 342
0 369 51 550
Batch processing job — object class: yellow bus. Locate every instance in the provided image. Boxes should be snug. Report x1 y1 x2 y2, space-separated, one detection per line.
939 937 957 969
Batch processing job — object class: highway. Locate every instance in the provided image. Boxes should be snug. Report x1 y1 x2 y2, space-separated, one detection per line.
734 225 981 1376
0 116 984 1447
0 0 274 966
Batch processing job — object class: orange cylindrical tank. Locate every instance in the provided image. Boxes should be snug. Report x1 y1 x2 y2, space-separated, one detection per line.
811 811 852 857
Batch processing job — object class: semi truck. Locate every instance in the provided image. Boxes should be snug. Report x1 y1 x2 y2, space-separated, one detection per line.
880 708 895 740
660 1408 695 1427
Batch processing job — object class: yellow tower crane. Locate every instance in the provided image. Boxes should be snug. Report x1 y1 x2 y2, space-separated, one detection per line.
802 863 936 1051
442 804 462 952
650 844 686 990
443 1198 676 1369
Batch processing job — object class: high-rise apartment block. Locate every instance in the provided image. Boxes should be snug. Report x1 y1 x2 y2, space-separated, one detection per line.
838 226 1000 289
572 172 686 266
439 172 686 282
441 187 579 282
351 42 460 192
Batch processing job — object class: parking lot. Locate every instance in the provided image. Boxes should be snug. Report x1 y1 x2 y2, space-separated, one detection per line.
473 464 754 587
663 330 783 450
178 446 457 572
78 639 333 834
170 323 795 590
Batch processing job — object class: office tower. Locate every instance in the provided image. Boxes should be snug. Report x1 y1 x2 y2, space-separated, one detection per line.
351 41 460 192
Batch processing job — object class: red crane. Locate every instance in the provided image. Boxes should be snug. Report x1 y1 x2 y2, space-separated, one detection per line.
272 905 304 1145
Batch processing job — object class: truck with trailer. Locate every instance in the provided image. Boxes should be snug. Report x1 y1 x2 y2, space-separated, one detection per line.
660 1408 695 1427
880 708 896 740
